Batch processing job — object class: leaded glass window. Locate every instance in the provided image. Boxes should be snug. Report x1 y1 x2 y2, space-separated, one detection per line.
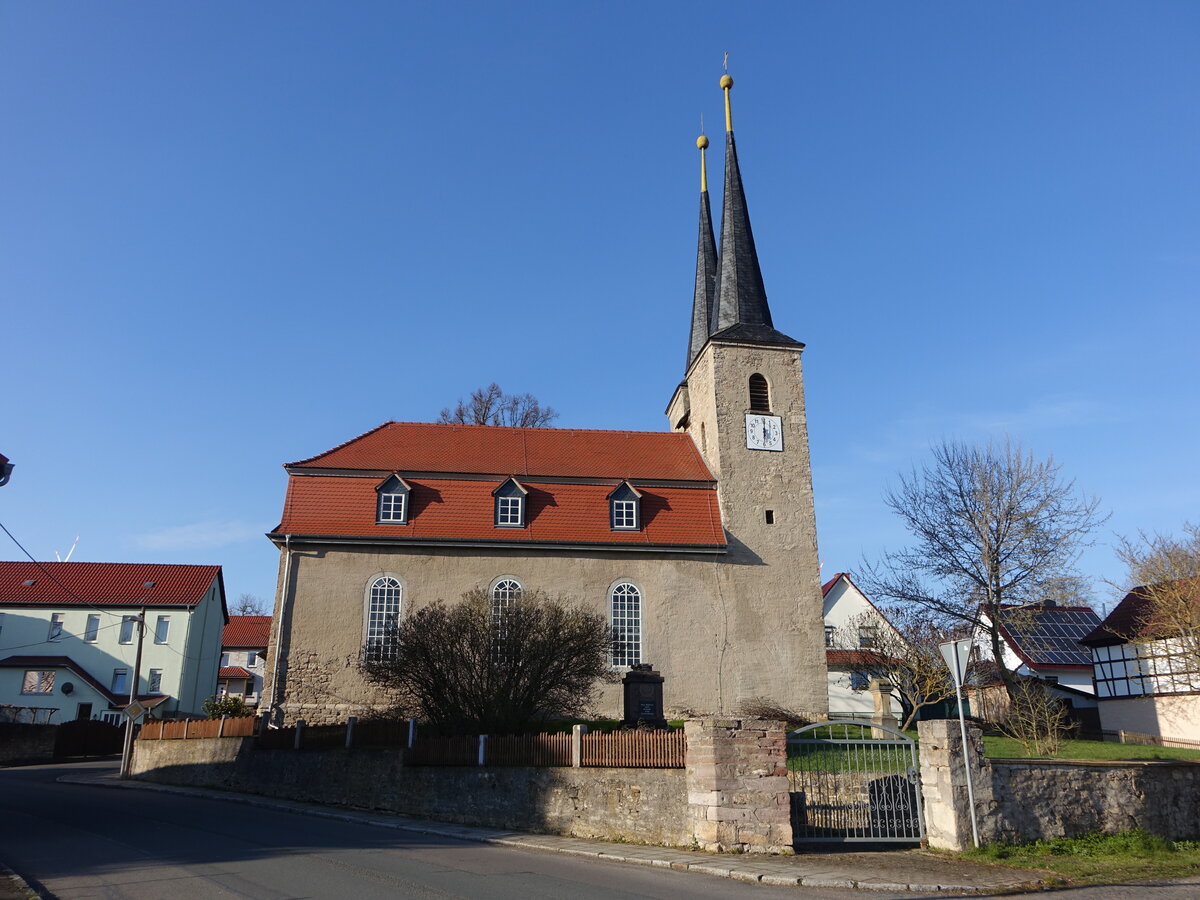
610 583 642 668
365 576 403 662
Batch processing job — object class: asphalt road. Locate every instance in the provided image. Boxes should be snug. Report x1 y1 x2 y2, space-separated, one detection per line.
1 761 1198 900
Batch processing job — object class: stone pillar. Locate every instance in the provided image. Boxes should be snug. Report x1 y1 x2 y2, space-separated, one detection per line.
869 678 899 739
684 717 792 853
917 719 994 850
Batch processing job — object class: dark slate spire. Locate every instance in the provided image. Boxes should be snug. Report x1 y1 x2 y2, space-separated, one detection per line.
687 134 718 369
713 73 771 332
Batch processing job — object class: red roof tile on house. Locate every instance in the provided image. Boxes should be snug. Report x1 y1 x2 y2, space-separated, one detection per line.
218 667 252 679
275 475 725 548
223 616 271 648
287 422 716 482
0 562 223 609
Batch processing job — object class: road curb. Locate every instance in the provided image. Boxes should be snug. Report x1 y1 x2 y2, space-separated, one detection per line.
0 860 38 900
57 772 1043 894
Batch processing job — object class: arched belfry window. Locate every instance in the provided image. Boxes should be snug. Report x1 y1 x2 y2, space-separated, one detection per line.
748 374 771 412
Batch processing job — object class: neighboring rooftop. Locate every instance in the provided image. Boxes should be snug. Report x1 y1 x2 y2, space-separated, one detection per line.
0 562 224 610
998 604 1102 669
1082 581 1200 646
222 615 271 648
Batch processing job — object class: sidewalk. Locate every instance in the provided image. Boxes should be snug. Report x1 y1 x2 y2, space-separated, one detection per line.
57 770 1045 894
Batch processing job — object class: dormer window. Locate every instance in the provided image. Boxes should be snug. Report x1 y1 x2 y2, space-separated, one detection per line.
608 482 642 531
375 474 411 525
493 477 528 528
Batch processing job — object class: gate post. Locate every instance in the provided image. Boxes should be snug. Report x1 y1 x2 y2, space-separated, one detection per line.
917 719 993 850
684 717 791 853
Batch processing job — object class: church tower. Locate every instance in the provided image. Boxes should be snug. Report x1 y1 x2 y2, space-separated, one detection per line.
667 72 828 715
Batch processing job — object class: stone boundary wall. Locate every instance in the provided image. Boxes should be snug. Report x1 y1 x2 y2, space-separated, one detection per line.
0 723 57 766
132 717 792 853
918 719 1200 850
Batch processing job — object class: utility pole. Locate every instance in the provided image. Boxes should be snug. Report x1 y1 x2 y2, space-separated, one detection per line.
119 607 147 779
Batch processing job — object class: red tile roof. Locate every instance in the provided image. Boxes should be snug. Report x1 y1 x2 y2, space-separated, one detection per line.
274 475 724 548
0 562 223 609
1083 582 1200 646
826 649 898 667
218 667 251 679
223 616 271 648
288 421 716 482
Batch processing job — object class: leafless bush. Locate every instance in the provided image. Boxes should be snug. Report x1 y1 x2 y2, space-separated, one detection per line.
1000 681 1068 757
738 697 814 729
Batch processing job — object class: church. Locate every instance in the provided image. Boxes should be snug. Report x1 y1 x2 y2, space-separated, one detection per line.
263 74 828 725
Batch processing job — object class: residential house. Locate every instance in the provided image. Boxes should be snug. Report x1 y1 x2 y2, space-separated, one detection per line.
821 573 904 720
0 562 226 723
972 602 1102 731
264 78 830 725
218 615 270 709
1081 583 1200 742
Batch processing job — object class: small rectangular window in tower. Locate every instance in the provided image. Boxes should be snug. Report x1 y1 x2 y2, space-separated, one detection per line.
765 509 775 525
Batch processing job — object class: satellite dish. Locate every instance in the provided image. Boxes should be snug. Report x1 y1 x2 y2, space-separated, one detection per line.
61 682 74 695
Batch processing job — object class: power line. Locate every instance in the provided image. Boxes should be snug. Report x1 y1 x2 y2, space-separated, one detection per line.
0 520 126 621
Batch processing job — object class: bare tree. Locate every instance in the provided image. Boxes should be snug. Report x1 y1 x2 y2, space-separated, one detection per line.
1115 522 1200 667
360 588 613 734
832 607 958 730
438 383 558 428
231 593 269 616
860 440 1105 700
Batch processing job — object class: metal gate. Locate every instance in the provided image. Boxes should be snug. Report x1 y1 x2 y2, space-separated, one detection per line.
787 719 925 844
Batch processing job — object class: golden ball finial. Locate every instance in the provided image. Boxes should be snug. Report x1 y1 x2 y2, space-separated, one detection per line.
696 135 709 150
720 74 733 90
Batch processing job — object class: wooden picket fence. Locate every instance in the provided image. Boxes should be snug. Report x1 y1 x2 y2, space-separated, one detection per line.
137 714 686 768
138 716 257 740
582 729 686 768
1118 729 1200 751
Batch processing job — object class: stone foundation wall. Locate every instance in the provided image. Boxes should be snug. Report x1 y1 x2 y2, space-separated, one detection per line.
918 719 1200 850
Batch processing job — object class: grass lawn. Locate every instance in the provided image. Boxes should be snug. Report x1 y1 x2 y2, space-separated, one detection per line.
961 830 1200 884
981 736 1200 762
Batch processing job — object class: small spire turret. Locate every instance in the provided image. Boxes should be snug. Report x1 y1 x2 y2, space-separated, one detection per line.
686 130 718 368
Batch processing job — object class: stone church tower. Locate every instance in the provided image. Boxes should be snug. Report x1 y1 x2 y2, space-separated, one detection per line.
666 74 828 712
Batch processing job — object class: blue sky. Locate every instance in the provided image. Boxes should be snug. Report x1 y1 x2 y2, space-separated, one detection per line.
3 2 1197 612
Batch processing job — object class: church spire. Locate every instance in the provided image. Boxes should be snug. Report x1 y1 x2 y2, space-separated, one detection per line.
687 131 718 369
712 72 774 333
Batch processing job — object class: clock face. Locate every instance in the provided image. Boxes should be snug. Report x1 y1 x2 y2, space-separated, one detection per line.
745 414 784 451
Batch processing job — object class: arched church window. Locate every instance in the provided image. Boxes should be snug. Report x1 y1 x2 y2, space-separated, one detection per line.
491 578 523 617
610 582 642 668
364 575 403 662
748 374 771 412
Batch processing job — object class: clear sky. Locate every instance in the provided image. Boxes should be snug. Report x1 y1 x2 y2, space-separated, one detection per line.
3 2 1197 613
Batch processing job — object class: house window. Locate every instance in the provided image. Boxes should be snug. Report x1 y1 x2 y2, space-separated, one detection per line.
47 613 64 641
154 616 170 644
84 614 101 643
610 582 642 668
148 668 163 693
245 651 259 668
493 478 528 527
376 474 411 525
220 652 230 668
765 509 775 525
119 615 137 644
824 625 836 648
608 482 642 531
748 374 771 412
365 575 403 661
111 668 129 695
21 671 55 694
0 612 5 639
858 625 879 649
850 671 870 691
